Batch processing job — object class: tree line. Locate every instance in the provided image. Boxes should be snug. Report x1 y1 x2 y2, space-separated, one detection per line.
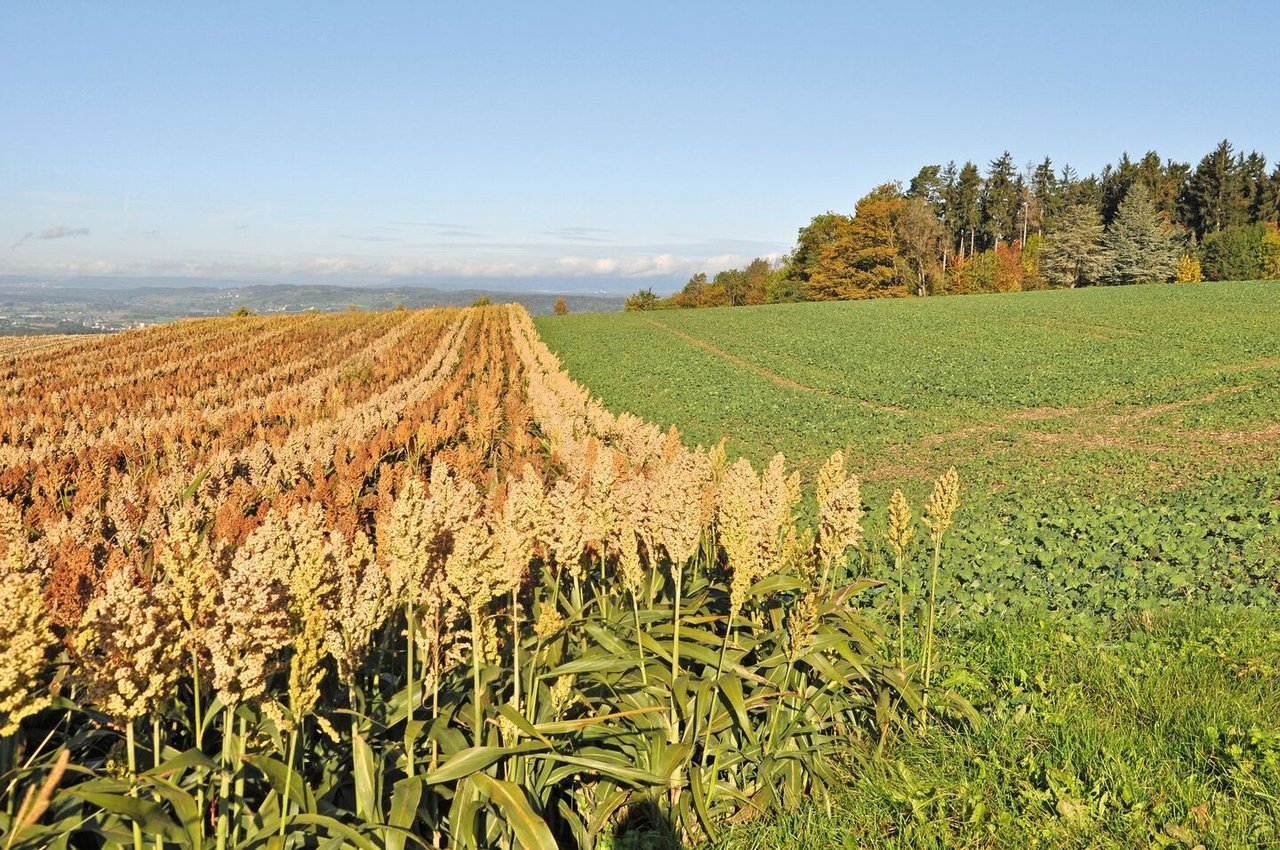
626 139 1280 310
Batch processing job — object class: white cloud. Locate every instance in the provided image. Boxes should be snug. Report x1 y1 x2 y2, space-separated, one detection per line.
0 244 786 283
11 225 91 248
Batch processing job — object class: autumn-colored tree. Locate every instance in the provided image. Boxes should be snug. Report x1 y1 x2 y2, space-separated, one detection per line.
741 257 775 305
1020 233 1045 290
553 297 568 315
624 288 661 311
669 272 708 308
787 213 853 293
1175 255 1203 282
947 251 996 294
992 243 1024 292
807 184 909 299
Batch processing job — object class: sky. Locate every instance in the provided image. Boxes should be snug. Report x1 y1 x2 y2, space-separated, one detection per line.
2 1 1278 293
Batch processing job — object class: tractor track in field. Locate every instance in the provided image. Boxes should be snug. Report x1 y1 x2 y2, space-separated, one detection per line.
919 382 1269 458
639 317 910 415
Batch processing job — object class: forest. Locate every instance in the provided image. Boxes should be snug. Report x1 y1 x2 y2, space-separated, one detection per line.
627 139 1280 310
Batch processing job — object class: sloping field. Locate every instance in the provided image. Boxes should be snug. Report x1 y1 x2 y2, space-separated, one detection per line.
3 293 1279 848
540 283 1280 619
537 281 1280 497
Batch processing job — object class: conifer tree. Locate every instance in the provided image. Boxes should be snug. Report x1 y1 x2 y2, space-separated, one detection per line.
1040 204 1110 288
1104 184 1180 284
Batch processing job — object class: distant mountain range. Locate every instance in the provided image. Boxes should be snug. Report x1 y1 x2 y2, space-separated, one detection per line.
0 276 626 334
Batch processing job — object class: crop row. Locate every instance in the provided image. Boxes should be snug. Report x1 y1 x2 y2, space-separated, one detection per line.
1 305 964 848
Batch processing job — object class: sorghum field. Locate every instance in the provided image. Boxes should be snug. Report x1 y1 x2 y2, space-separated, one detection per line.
2 285 1278 849
1 305 940 849
537 281 1280 848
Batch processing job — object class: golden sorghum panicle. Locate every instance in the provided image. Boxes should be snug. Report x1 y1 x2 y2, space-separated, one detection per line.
787 591 820 662
708 439 729 487
533 606 565 642
326 530 389 689
154 503 219 642
617 522 644 597
475 614 500 667
652 447 709 571
505 463 546 560
492 487 535 596
281 505 339 726
718 457 764 620
287 605 329 727
0 501 55 736
582 446 620 559
543 479 587 580
758 453 801 582
923 467 960 545
443 514 500 611
207 513 291 708
885 489 914 559
427 461 483 542
549 675 576 712
74 567 184 721
0 498 30 573
817 451 865 571
381 475 436 606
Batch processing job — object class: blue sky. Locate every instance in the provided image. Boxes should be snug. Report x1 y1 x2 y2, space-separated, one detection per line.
2 1 1277 292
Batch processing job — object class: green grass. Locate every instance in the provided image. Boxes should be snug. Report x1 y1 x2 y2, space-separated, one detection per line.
709 610 1280 849
541 282 1280 848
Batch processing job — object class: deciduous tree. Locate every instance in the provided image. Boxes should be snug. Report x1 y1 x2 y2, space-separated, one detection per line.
807 185 909 299
895 197 945 296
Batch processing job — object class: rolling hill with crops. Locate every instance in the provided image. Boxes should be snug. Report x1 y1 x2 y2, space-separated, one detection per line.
2 285 1279 848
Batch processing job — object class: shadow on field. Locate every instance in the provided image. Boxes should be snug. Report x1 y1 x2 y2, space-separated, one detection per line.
611 799 682 849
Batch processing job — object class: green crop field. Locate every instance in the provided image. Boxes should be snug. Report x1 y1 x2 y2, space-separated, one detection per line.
538 282 1280 848
537 281 1280 490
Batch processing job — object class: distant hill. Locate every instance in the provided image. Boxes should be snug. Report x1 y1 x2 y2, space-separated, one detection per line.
0 277 625 334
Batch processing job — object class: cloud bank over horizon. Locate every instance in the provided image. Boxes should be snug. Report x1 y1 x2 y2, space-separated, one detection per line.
0 241 786 292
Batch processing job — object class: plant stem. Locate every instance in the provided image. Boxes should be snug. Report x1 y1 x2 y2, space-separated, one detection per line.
895 552 906 671
405 602 416 778
190 650 203 748
153 716 165 850
511 588 521 713
216 706 232 850
127 720 143 850
1 735 13 818
700 610 735 800
278 727 299 842
349 714 365 822
471 610 484 745
670 566 683 739
190 650 204 847
922 536 942 725
631 592 648 686
765 659 796 758
231 715 246 848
